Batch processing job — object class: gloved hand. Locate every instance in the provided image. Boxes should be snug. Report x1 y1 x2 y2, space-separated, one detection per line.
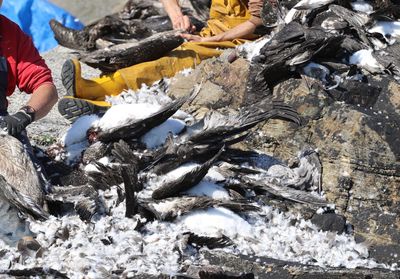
0 111 33 137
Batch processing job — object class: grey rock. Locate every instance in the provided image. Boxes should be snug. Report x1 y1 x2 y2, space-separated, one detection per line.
200 251 400 279
311 213 347 234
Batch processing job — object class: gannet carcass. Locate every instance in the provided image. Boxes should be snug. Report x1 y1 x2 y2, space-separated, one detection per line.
0 134 48 245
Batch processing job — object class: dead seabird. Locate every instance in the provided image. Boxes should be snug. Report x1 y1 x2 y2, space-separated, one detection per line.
151 148 223 200
138 196 258 221
0 134 49 245
88 94 191 143
78 31 184 73
0 134 47 218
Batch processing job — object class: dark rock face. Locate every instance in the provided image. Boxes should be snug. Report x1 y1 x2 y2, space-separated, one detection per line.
260 77 400 266
198 251 400 279
168 53 251 117
169 52 276 116
311 213 347 234
171 52 400 267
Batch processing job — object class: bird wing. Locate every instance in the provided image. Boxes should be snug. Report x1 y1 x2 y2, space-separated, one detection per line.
244 176 328 206
151 147 223 200
141 196 257 221
184 232 233 249
0 175 48 220
46 184 103 221
0 135 44 206
97 95 190 142
186 101 300 145
329 4 372 47
79 31 184 73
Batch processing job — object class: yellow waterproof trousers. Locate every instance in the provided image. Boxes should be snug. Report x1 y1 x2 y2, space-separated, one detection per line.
119 41 239 90
76 0 254 106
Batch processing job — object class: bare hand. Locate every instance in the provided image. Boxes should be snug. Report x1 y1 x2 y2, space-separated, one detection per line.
171 15 196 33
180 33 204 42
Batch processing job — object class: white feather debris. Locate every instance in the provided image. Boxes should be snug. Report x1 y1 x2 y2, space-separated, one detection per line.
106 81 172 107
349 49 384 73
180 68 193 77
106 67 190 107
184 181 230 200
368 21 400 42
151 199 181 213
60 115 100 147
321 18 344 31
0 199 388 278
351 1 373 14
238 36 272 61
140 119 185 149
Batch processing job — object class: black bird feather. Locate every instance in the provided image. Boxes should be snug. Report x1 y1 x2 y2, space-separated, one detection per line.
46 184 103 221
139 196 259 221
0 175 49 221
152 147 224 200
183 100 300 145
184 232 234 249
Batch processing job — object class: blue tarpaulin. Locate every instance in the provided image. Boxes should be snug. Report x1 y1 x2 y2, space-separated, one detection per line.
1 0 84 52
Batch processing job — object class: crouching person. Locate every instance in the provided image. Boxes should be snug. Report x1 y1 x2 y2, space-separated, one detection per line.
0 0 57 246
0 0 57 142
58 0 264 122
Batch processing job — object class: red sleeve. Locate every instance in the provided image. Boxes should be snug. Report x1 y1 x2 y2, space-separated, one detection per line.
16 27 53 94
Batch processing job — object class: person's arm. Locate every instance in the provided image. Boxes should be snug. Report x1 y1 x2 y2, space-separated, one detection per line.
160 0 195 32
182 0 265 42
26 83 58 120
0 83 57 137
0 17 58 137
182 19 261 42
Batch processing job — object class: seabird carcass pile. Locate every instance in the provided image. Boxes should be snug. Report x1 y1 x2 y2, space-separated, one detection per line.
248 0 400 100
1 0 400 277
0 85 392 277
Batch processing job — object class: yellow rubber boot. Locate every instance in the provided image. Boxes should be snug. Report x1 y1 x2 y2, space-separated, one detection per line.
61 58 128 101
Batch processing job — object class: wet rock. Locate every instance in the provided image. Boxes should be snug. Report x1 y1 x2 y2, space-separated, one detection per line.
200 251 400 279
198 270 254 279
328 79 382 108
311 213 347 234
168 53 251 115
256 77 400 266
272 77 330 122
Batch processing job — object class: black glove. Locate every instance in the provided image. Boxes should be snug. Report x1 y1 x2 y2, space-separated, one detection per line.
0 111 33 137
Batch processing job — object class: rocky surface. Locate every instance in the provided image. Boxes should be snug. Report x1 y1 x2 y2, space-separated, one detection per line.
167 49 400 268
197 251 400 279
